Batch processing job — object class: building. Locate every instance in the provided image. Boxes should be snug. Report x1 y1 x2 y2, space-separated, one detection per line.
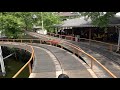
54 16 120 43
33 26 47 35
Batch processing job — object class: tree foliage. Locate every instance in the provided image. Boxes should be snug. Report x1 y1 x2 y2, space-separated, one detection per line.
29 12 61 32
42 12 61 32
80 12 118 27
0 12 61 38
0 14 24 38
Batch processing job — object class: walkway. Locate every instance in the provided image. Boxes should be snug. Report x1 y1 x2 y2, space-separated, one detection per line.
26 31 120 78
29 44 94 78
0 41 95 78
69 41 120 77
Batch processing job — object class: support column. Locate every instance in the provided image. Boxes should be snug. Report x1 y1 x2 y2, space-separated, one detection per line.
117 28 120 51
0 46 6 76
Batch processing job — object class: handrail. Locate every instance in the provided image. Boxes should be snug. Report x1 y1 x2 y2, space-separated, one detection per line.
2 32 116 78
79 38 118 47
50 33 120 50
12 45 34 78
47 32 117 78
59 41 117 78
81 50 117 78
47 32 119 47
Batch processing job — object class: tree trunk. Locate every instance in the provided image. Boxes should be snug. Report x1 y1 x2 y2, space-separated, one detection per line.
117 29 120 52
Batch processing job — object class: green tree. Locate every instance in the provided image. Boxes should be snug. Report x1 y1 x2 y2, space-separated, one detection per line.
80 12 117 27
0 14 24 38
0 12 61 38
32 12 61 32
8 12 34 30
43 12 61 32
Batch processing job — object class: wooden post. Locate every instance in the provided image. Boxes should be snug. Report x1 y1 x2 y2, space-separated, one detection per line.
30 40 32 43
72 28 73 36
65 35 66 40
60 27 62 35
71 36 72 41
40 40 41 44
60 35 61 38
33 53 35 61
50 41 52 45
73 48 75 54
28 63 32 74
77 50 79 57
109 44 112 51
55 27 57 34
21 39 22 43
56 27 58 36
89 28 91 45
15 52 17 60
60 45 63 49
91 59 93 69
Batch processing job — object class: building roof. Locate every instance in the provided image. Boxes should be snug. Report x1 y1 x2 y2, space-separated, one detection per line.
109 16 120 26
54 16 120 28
61 17 92 27
57 12 80 17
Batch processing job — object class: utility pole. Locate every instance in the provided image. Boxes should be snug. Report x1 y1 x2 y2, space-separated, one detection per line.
41 12 43 30
117 26 120 52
